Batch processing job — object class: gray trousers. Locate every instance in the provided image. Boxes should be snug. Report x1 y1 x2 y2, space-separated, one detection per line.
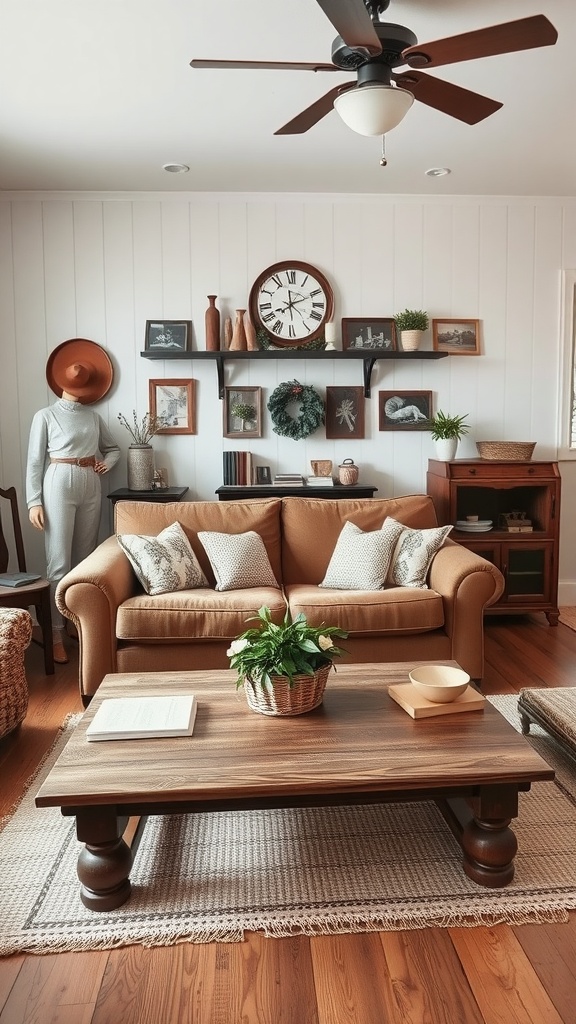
43 464 102 631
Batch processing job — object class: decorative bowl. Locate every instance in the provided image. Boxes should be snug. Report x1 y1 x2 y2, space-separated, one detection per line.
409 665 470 704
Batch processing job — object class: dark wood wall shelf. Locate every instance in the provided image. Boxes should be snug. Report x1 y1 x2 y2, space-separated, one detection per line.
140 349 448 398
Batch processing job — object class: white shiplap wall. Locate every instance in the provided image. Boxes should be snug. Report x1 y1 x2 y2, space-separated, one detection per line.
0 191 575 598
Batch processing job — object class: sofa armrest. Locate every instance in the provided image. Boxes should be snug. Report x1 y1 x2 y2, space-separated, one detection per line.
56 536 138 701
428 539 505 680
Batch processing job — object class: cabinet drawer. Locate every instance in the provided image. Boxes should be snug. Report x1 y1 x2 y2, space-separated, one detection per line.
448 462 556 480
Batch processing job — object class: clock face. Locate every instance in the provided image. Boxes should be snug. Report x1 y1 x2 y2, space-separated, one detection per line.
249 261 334 348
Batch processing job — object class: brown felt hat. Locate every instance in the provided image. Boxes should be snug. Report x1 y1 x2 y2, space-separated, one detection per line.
46 339 113 404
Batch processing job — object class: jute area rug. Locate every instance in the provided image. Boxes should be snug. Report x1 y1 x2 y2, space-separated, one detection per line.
559 607 576 632
2 695 576 956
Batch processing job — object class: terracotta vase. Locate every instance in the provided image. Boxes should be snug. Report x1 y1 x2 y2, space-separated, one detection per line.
205 295 220 351
244 312 259 351
223 316 233 350
229 309 248 351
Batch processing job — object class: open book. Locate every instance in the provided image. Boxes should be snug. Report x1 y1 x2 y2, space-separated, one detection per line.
86 694 197 741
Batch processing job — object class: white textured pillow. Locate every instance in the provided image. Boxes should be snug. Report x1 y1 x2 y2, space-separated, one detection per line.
117 521 208 596
320 521 396 590
382 517 453 589
198 530 279 592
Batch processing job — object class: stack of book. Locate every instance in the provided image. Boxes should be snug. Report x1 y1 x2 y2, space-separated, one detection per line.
223 451 253 486
306 475 334 487
273 473 305 487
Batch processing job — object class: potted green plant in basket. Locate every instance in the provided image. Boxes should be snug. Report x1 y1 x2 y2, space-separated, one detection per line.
394 309 429 351
228 605 347 717
429 409 470 461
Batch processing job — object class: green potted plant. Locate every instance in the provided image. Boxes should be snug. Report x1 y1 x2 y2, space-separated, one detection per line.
394 309 429 352
227 604 347 716
429 409 470 461
230 400 257 430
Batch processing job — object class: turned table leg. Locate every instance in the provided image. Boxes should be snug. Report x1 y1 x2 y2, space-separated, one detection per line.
441 783 521 888
72 807 134 911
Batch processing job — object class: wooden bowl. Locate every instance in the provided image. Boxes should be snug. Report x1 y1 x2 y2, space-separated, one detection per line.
409 665 470 704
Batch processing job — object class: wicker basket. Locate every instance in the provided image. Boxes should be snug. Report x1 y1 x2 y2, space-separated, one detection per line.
0 608 32 739
244 663 331 716
476 441 536 461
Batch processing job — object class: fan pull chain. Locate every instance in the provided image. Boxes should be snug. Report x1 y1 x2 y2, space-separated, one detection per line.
380 135 387 167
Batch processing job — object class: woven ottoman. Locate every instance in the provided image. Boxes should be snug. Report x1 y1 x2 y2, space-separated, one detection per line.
518 687 576 759
0 608 32 739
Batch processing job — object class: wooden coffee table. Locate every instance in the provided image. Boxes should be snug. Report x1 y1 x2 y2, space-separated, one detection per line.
35 663 554 911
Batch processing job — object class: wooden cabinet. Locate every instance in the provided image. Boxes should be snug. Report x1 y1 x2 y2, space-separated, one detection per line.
426 459 561 625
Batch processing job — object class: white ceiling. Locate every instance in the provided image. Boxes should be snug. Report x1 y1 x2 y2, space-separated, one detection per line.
1 0 574 196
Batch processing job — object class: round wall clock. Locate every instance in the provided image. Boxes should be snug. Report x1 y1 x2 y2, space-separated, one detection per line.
248 261 334 348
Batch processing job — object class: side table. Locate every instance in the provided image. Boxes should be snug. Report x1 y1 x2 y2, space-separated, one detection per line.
107 487 189 507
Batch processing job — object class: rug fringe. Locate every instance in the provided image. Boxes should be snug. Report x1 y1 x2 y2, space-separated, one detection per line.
0 907 570 957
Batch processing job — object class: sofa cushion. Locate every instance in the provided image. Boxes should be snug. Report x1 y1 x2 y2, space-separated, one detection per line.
114 498 283 586
280 495 439 586
286 583 444 636
319 521 396 591
116 588 287 642
198 530 280 592
116 522 208 595
383 518 453 589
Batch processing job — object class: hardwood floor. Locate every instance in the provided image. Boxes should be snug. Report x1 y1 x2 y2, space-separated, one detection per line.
1 615 576 1024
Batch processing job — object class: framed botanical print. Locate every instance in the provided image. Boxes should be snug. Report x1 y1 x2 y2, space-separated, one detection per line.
378 391 432 430
149 378 196 434
223 386 262 439
325 386 365 440
144 320 192 352
432 319 481 355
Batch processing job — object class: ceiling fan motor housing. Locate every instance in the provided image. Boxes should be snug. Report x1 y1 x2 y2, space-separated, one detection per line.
331 22 417 71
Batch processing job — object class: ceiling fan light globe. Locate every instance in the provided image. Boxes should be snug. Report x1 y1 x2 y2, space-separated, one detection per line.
333 84 413 136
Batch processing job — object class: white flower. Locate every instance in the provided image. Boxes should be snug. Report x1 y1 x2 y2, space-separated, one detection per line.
318 635 334 652
227 637 250 657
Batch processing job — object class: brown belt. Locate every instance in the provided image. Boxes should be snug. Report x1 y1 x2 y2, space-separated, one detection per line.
50 456 96 467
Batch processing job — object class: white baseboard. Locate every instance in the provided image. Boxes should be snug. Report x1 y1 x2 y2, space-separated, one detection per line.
558 581 576 606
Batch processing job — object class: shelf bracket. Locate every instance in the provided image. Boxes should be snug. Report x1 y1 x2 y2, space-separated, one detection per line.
215 354 225 399
363 357 377 398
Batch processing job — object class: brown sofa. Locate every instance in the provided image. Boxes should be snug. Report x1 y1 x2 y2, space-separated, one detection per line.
56 494 504 702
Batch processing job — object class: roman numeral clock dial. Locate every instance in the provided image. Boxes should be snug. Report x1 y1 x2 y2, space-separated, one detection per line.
248 261 334 348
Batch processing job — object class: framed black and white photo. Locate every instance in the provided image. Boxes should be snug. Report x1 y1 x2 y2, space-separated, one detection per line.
378 391 432 431
325 386 365 440
255 465 272 485
223 386 262 439
144 320 192 352
432 319 481 355
341 317 397 351
149 378 196 434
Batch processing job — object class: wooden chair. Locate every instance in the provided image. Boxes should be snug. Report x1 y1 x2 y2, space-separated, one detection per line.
0 486 54 674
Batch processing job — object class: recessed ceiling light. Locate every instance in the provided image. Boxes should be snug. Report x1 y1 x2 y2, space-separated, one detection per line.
425 167 451 177
163 163 190 174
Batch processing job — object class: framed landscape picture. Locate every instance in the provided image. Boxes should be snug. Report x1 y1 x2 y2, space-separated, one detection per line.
149 378 196 434
432 319 481 355
378 391 432 430
341 318 397 351
144 320 192 352
223 386 262 439
325 386 365 439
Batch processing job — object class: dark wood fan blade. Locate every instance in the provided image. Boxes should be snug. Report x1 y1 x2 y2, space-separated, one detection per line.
274 83 354 135
190 59 338 72
393 70 502 124
402 15 557 70
314 0 381 55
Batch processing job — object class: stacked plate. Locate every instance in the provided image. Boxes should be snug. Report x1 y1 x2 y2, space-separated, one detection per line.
456 519 493 533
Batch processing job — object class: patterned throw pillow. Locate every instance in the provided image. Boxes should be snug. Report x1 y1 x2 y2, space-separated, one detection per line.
117 521 208 596
382 517 453 589
320 521 397 590
198 530 279 592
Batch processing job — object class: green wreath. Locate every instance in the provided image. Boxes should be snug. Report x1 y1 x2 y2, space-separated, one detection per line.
267 380 324 440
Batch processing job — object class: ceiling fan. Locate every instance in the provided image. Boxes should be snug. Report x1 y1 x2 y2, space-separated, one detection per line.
190 0 557 137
